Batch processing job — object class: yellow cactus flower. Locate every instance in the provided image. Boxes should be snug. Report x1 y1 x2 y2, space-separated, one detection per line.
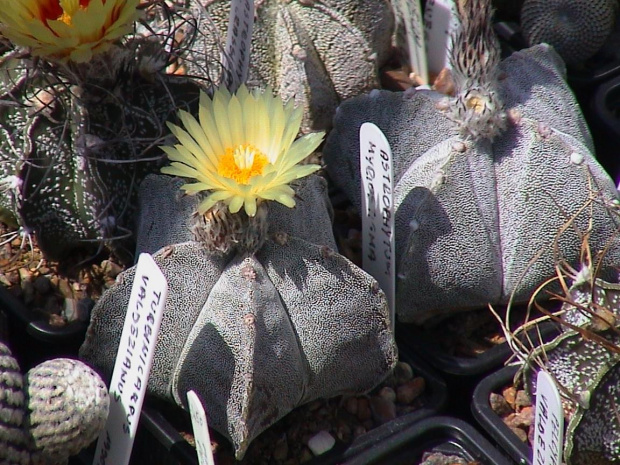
0 0 141 63
161 85 324 218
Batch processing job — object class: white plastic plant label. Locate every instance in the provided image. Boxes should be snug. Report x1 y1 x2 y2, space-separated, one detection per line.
92 253 168 465
360 122 395 327
222 0 254 92
187 390 215 465
395 0 429 84
424 0 459 78
533 370 564 465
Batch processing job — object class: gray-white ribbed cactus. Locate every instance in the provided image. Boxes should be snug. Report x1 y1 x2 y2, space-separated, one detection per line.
323 0 620 324
192 0 394 132
0 340 109 465
521 0 617 65
80 173 397 459
520 273 620 465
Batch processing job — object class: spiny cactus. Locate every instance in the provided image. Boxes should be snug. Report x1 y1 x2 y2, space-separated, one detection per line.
323 0 620 324
193 0 394 132
0 1 212 264
519 273 620 465
0 340 109 465
80 174 397 459
521 0 617 65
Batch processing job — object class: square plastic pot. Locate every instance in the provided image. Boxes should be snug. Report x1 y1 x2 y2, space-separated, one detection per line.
342 415 513 465
471 364 530 465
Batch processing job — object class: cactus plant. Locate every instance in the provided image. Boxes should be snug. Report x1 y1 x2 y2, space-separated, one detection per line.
193 0 395 132
80 85 397 459
0 340 109 465
0 1 208 263
322 0 620 324
518 271 620 465
520 0 617 66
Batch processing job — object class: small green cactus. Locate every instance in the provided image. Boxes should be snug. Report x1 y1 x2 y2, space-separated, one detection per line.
0 340 109 465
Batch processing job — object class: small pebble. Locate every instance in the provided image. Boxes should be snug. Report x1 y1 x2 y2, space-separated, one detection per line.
515 390 532 410
307 431 335 456
394 361 413 382
489 392 512 416
378 386 396 403
510 425 528 443
101 259 123 279
396 377 425 404
502 386 517 409
356 398 372 421
370 396 396 424
344 397 358 416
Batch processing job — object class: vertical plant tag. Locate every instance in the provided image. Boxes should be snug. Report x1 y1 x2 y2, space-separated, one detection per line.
360 122 395 326
424 0 459 78
395 0 429 84
188 390 215 465
92 253 168 465
533 370 564 465
222 0 254 92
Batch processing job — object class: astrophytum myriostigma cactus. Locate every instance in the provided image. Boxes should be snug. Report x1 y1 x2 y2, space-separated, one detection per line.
0 2 206 263
323 0 620 324
193 0 394 132
521 0 617 65
0 340 109 465
80 86 397 458
519 273 620 465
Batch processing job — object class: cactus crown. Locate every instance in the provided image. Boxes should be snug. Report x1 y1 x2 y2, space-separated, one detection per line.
160 84 324 254
449 0 506 141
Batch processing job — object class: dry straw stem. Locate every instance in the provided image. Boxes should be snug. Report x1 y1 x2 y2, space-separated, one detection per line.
490 171 620 398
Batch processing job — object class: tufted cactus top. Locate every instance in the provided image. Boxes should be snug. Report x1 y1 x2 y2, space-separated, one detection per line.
80 174 397 458
0 340 109 465
521 0 617 65
323 0 620 324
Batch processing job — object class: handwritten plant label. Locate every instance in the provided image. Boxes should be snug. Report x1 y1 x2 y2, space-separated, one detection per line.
222 0 255 92
395 0 429 84
360 122 395 327
92 253 168 465
424 0 459 77
533 370 564 465
188 390 215 465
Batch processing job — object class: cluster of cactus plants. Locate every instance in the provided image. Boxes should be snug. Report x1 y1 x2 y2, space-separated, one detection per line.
2 0 620 462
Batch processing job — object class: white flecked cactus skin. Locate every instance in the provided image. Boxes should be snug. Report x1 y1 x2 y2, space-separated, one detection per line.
323 24 620 322
79 174 397 459
0 340 109 465
191 0 394 132
521 278 620 464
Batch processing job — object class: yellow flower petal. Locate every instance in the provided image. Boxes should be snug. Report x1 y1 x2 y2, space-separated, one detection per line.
160 84 324 216
0 0 140 62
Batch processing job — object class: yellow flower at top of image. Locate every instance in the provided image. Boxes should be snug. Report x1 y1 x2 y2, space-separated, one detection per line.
161 85 324 218
0 0 141 63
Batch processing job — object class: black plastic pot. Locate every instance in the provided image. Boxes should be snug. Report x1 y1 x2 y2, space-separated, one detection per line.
0 285 88 370
342 415 513 465
471 364 530 465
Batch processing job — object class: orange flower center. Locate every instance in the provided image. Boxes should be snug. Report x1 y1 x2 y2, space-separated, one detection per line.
217 144 269 184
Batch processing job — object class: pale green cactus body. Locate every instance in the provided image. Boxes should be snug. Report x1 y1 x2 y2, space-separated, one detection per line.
323 41 620 323
192 0 394 132
0 341 109 465
80 174 397 459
